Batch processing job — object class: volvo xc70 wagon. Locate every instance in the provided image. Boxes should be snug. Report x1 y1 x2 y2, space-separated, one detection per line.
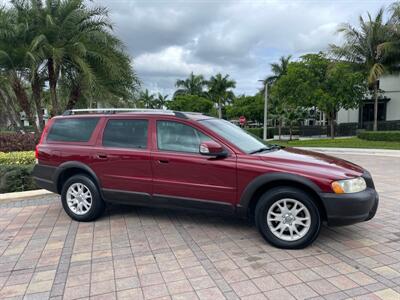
33 109 379 249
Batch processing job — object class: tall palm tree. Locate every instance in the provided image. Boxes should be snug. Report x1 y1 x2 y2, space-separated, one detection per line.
379 3 400 74
174 72 206 97
139 89 156 108
207 73 236 119
330 8 391 131
263 55 292 87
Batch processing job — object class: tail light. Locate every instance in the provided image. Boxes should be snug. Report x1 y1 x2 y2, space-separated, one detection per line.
35 119 53 163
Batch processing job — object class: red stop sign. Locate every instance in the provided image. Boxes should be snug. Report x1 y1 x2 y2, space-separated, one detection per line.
239 116 246 125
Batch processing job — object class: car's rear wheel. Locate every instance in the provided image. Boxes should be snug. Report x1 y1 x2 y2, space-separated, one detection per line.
61 174 105 221
255 187 321 249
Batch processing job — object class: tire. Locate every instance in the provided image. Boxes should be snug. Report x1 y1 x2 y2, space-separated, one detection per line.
61 174 105 222
255 187 321 249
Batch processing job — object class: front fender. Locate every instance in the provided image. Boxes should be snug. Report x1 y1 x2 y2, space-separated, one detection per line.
236 172 322 218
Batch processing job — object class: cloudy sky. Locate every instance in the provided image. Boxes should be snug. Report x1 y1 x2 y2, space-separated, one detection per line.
96 0 393 96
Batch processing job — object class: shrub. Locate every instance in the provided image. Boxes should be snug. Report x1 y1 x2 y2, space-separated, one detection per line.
357 131 400 142
0 164 36 193
0 151 36 165
245 127 274 139
0 132 38 152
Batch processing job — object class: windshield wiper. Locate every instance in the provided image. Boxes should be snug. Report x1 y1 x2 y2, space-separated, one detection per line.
249 147 271 154
250 144 282 154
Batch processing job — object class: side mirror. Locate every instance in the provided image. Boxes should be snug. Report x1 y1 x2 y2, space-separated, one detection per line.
199 141 227 158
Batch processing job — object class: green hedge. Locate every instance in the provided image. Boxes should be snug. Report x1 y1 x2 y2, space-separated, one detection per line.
245 127 274 139
0 151 36 165
358 131 400 142
0 164 36 193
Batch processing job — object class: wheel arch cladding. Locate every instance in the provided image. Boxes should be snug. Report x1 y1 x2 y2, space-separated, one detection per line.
238 173 327 221
55 161 100 194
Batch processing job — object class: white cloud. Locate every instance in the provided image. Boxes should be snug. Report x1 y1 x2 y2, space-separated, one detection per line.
92 0 395 95
135 46 216 77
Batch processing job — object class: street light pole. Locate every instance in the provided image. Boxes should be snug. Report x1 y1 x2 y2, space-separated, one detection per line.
263 83 268 140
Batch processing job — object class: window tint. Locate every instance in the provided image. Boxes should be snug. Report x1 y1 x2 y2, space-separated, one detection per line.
157 121 212 153
47 118 99 142
103 119 148 149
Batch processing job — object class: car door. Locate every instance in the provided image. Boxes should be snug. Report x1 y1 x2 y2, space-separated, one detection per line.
91 117 153 199
151 119 237 208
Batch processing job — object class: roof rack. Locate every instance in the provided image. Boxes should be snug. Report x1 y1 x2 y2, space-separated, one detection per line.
62 108 174 116
61 108 201 119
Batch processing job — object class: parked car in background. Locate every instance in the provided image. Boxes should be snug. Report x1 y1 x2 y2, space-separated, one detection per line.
33 109 379 249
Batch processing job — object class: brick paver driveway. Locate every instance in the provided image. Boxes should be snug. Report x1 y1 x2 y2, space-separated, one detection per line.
0 154 399 300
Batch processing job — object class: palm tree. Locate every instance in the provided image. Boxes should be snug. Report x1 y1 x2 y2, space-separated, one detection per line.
139 89 156 108
0 5 40 133
378 3 400 74
207 73 236 119
174 72 206 97
156 93 168 109
330 8 392 131
263 55 292 88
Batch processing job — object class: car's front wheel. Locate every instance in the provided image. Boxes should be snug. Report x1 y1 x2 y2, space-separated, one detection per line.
61 174 105 221
255 187 321 249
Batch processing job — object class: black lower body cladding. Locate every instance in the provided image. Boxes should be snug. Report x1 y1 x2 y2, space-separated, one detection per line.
320 188 379 226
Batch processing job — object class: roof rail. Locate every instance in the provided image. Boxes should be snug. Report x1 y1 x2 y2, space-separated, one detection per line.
62 108 174 116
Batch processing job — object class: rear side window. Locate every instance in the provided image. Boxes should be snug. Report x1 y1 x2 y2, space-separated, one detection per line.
47 118 99 142
103 119 148 149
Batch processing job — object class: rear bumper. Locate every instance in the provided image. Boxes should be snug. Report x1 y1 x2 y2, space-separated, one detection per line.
320 188 379 226
32 164 58 193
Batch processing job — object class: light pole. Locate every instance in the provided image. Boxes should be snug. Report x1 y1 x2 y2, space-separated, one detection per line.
263 83 268 140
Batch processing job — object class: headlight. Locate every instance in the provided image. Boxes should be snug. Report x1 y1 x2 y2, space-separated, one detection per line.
331 177 367 194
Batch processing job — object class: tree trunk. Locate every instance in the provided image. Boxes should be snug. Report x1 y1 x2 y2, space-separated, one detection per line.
373 81 378 131
327 111 336 139
48 58 60 116
31 75 44 131
11 75 39 134
0 89 22 129
278 119 282 141
218 99 222 119
289 125 292 141
66 85 81 110
330 118 335 139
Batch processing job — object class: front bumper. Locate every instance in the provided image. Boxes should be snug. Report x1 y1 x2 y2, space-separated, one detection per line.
320 188 379 226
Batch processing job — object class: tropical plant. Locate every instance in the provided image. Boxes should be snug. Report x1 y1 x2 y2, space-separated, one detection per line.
0 0 139 133
138 89 157 108
226 94 264 124
156 93 169 109
379 2 400 73
206 73 236 119
271 53 366 138
166 94 214 114
0 5 40 133
174 72 206 97
330 8 392 131
263 55 292 88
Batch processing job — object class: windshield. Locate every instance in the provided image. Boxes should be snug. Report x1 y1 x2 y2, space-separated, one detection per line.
199 118 270 154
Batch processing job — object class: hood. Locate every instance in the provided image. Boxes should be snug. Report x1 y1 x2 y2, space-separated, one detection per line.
258 147 364 179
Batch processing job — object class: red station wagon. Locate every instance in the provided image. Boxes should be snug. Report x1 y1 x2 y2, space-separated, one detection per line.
33 109 379 249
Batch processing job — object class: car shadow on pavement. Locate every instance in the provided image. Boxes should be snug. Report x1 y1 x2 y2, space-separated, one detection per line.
104 202 354 245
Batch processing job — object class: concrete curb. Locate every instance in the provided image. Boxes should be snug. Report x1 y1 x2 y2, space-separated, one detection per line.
296 147 400 157
0 189 54 202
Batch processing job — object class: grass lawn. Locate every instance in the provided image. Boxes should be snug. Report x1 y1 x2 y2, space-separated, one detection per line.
271 137 400 150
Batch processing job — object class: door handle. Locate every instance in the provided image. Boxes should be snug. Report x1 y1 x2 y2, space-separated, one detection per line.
158 159 169 164
97 153 108 159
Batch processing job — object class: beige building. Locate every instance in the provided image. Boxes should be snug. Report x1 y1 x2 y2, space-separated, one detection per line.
337 75 400 126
